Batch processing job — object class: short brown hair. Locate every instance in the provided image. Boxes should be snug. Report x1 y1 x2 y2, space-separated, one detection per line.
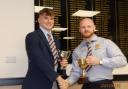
38 8 55 16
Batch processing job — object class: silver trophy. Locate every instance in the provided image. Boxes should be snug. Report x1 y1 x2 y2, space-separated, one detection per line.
58 50 71 69
60 50 71 60
58 50 71 78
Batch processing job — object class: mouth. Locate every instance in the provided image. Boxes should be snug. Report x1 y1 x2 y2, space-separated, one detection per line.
84 31 90 34
47 23 53 27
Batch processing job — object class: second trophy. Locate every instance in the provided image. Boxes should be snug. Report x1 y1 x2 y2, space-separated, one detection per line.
77 57 88 84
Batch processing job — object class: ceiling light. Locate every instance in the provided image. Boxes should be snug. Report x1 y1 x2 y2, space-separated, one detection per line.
34 6 53 13
72 10 100 17
63 37 75 39
52 28 67 32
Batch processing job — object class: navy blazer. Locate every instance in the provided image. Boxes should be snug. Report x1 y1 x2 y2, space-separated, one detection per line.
22 29 60 89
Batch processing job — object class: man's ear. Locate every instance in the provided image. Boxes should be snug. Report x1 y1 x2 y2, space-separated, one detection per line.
38 17 40 24
94 25 97 32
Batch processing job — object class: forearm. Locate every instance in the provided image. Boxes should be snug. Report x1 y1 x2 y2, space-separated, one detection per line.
101 56 127 68
103 39 127 68
66 71 80 85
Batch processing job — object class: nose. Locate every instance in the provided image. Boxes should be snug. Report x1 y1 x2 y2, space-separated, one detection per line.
48 19 53 23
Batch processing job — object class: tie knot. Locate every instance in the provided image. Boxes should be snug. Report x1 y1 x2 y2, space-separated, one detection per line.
47 33 51 37
86 41 91 47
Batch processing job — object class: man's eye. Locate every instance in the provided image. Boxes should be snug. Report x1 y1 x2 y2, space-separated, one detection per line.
80 27 85 29
51 18 54 20
44 17 48 19
87 26 91 28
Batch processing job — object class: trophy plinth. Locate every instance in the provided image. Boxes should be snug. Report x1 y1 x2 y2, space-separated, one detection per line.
78 76 86 84
77 57 88 84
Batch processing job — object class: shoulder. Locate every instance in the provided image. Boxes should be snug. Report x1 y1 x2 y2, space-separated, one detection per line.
96 37 118 49
74 41 84 52
97 36 113 44
72 41 85 57
26 30 39 39
25 30 40 43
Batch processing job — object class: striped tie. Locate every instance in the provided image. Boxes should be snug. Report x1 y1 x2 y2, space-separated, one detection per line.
86 42 93 72
86 42 92 56
47 33 59 66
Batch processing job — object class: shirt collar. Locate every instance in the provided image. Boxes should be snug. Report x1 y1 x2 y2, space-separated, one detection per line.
83 34 98 43
39 26 52 40
40 26 52 34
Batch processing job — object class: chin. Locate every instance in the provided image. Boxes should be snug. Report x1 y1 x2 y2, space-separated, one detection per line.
46 27 52 30
48 26 53 29
48 28 52 30
84 36 91 38
83 34 93 38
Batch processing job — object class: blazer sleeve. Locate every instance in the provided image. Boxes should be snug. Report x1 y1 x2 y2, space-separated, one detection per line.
25 33 59 82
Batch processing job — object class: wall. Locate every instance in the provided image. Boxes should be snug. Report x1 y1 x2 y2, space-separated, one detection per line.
0 0 34 78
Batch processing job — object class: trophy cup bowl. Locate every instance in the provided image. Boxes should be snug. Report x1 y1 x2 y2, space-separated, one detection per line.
77 57 88 84
60 50 71 60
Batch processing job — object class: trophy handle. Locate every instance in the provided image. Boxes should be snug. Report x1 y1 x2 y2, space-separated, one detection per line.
67 51 71 59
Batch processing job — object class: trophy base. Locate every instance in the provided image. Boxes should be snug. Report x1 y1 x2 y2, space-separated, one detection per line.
77 76 86 84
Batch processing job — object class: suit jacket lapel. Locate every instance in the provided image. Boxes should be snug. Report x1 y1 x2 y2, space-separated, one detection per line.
36 29 52 55
53 35 60 49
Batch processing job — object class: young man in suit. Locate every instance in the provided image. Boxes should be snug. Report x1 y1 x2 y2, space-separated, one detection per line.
22 8 66 89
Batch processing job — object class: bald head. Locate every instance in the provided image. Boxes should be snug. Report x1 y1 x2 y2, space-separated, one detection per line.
80 18 95 26
79 18 96 39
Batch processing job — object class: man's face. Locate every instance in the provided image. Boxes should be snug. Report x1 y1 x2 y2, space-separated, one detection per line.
38 13 54 31
79 18 95 38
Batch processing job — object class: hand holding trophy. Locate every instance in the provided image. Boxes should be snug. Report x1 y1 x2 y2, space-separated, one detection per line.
59 50 71 69
58 50 71 79
77 57 88 84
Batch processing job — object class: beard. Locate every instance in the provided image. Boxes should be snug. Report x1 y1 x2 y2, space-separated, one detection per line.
82 31 94 38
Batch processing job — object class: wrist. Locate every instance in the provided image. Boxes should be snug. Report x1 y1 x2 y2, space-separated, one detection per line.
56 75 61 80
65 79 70 86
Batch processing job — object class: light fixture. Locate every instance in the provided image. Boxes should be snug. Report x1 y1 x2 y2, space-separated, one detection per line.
34 6 53 13
52 27 68 32
34 0 53 13
72 10 100 17
63 37 75 39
